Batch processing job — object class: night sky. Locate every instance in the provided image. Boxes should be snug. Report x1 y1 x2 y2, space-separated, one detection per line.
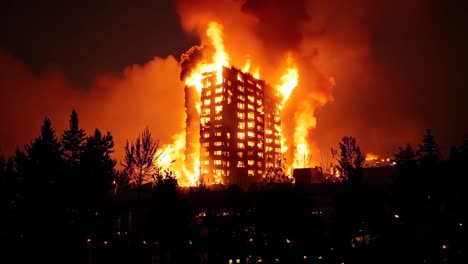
1 0 468 162
0 0 197 86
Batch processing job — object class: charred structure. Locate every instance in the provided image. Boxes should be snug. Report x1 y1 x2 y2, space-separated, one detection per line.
188 66 281 187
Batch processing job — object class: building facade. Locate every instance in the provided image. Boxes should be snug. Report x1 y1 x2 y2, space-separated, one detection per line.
198 66 281 187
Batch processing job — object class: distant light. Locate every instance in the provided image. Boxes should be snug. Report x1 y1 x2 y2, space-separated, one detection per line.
303 256 307 260
248 238 253 242
286 238 291 244
459 223 463 227
112 180 116 185
104 240 108 245
143 240 147 245
318 255 323 260
188 240 192 245
442 244 447 250
394 214 400 219
229 259 233 264
86 238 91 243
236 259 240 264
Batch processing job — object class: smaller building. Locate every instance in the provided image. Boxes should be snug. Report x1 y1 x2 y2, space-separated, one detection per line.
293 167 323 185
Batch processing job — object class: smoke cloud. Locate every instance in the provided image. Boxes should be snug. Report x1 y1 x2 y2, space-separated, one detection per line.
180 44 215 81
0 51 185 165
1 0 467 167
175 0 467 161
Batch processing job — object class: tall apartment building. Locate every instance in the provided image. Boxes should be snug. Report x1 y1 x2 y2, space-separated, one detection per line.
198 66 281 187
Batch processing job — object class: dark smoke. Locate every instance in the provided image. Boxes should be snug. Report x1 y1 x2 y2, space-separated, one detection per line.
241 0 309 53
179 44 215 81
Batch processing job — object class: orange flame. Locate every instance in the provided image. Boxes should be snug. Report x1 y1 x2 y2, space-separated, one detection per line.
276 55 299 109
156 130 199 186
365 153 379 161
293 103 317 168
242 56 261 79
274 55 305 168
242 56 251 73
184 21 229 93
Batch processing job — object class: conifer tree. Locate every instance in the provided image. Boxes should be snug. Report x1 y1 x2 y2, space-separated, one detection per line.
61 109 86 165
24 117 63 194
80 129 117 205
393 144 417 179
392 144 418 202
417 129 441 167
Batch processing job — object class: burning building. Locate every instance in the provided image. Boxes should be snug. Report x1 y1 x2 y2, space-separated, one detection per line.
170 21 328 187
186 66 282 187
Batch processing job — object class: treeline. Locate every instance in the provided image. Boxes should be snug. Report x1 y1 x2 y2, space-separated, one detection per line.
0 109 120 263
1 108 467 263
0 109 181 263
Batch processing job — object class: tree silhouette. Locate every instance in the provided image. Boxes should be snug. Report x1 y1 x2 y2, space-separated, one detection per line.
24 117 64 199
451 135 468 164
195 174 208 192
80 129 117 205
153 169 179 200
61 109 87 206
334 136 364 185
263 155 293 184
61 109 86 165
392 144 418 211
417 129 441 168
393 144 417 183
122 127 160 188
14 118 66 253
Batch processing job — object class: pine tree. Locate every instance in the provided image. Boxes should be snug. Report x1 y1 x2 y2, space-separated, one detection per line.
417 129 441 168
18 118 64 243
61 109 86 165
393 144 417 178
80 129 117 205
392 144 418 202
24 117 63 195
